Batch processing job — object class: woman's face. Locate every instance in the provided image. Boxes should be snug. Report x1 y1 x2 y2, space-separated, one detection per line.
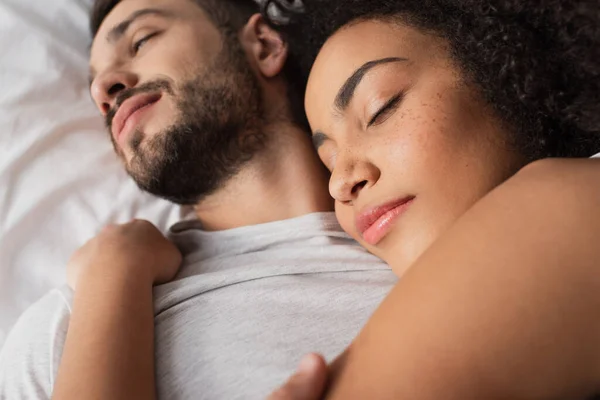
305 19 526 274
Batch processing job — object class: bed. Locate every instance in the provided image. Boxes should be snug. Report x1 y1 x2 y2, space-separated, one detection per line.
0 0 185 349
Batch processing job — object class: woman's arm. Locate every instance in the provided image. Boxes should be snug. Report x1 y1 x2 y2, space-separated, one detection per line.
52 221 181 400
325 158 600 399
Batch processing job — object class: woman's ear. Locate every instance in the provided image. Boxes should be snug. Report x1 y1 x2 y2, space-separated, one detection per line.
240 14 288 78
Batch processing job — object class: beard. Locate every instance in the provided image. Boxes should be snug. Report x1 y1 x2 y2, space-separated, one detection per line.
107 39 265 205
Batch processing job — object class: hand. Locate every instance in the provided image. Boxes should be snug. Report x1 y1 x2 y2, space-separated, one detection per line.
67 220 182 290
268 354 328 400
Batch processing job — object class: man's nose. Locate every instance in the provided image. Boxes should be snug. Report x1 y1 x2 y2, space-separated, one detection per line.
90 70 138 116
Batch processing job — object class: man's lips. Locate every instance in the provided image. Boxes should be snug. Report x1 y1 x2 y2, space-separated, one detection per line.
111 93 162 141
356 196 415 246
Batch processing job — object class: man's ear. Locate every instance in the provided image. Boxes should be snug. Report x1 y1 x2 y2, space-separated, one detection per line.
240 14 288 78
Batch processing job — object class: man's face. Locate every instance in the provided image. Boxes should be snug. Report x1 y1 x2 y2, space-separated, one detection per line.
89 0 264 205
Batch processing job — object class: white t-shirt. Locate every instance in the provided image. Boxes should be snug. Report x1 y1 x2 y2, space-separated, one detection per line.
0 213 395 399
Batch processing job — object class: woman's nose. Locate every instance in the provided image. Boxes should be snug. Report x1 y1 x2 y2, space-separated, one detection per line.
329 152 380 205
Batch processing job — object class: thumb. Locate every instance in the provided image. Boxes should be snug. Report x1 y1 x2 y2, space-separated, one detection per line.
269 354 328 400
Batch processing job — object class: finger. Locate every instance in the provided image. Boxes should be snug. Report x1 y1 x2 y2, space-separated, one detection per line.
268 354 328 400
99 223 118 233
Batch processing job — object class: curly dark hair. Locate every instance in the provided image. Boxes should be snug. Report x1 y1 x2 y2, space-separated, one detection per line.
263 0 600 160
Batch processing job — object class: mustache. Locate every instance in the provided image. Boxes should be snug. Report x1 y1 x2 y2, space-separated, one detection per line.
105 80 173 130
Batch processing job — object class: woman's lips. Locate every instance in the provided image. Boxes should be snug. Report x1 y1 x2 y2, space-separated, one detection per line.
356 197 415 246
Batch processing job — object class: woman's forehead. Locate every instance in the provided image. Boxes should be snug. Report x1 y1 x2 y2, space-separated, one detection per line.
305 20 441 116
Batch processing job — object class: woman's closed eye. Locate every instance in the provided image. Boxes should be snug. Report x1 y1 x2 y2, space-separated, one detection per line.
367 92 404 127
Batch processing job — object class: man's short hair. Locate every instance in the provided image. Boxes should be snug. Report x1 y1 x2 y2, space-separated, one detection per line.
90 0 259 38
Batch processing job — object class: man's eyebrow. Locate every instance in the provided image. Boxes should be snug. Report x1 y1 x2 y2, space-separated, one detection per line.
107 8 172 44
312 131 329 150
334 57 408 113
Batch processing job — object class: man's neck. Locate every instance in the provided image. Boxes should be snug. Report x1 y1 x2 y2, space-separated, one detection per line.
194 123 334 231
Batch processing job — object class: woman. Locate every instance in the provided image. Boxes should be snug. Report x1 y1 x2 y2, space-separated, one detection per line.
268 0 600 398
55 0 600 398
272 0 599 274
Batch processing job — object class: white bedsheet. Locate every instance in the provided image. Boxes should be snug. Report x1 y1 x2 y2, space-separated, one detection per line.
0 0 184 349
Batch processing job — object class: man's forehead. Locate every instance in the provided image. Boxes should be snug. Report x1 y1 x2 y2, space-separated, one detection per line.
89 0 187 71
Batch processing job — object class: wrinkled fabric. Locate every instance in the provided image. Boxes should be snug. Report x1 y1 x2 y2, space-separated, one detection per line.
0 213 395 399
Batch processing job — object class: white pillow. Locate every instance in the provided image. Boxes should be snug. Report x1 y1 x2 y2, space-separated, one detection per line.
0 0 185 348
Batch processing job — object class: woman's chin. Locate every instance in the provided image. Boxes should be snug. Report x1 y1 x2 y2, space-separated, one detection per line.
379 233 431 277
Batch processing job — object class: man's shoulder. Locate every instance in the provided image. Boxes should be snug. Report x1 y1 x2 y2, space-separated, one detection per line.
0 287 72 399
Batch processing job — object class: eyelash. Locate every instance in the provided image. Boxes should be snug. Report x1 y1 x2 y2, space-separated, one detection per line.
132 32 158 55
367 93 404 127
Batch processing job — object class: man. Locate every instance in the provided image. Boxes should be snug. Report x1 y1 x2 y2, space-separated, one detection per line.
0 0 396 398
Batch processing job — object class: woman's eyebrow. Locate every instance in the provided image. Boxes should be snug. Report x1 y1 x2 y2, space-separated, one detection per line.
334 57 408 113
312 131 329 150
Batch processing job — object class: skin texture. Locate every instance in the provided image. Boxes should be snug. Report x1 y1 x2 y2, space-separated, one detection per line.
324 158 600 400
89 0 332 231
91 0 269 205
272 159 600 400
306 20 527 275
90 0 223 166
270 19 600 400
53 221 182 400
58 4 600 400
53 0 332 399
268 354 328 400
